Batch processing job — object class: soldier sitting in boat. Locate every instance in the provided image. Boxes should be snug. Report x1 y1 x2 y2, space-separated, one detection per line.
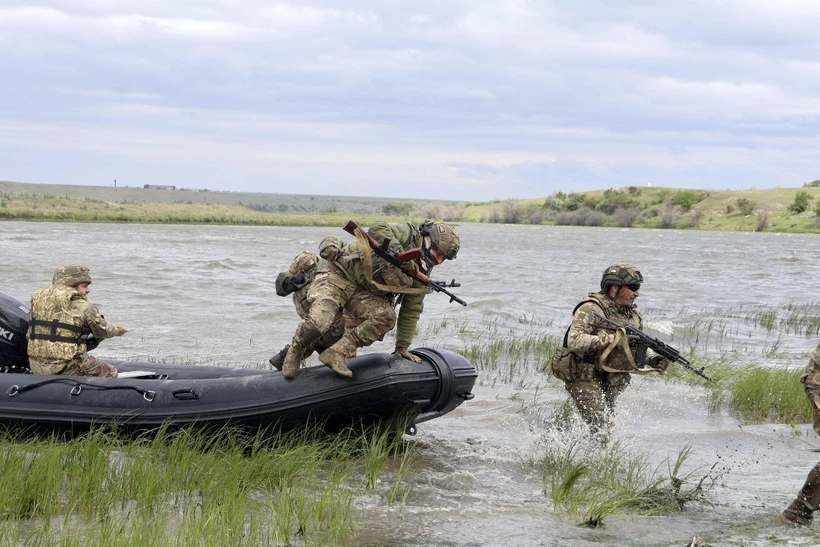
27 264 127 378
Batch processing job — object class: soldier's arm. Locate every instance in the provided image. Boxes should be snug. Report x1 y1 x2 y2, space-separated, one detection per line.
72 297 122 339
394 293 425 350
567 302 610 355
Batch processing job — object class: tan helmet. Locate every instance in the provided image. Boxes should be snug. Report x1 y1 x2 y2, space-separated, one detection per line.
419 220 460 260
53 264 92 287
600 263 642 293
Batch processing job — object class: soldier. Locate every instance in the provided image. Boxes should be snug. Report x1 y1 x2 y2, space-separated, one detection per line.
778 342 820 525
27 265 127 378
278 220 459 379
552 264 668 438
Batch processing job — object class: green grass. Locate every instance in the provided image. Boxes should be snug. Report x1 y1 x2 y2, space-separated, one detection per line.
542 440 706 528
0 423 420 546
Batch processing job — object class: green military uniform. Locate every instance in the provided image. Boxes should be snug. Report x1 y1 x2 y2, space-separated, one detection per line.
27 265 121 378
779 342 820 525
281 220 459 379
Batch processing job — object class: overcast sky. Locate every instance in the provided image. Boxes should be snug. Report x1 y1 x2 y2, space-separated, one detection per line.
2 1 820 201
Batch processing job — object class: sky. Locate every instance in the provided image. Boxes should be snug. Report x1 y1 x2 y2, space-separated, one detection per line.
2 1 820 202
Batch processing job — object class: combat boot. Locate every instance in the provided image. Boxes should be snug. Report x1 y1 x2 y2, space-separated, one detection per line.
318 336 355 378
281 343 307 379
268 345 289 371
778 462 820 525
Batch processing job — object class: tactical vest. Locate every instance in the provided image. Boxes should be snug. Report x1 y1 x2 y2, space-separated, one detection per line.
566 292 640 370
27 284 87 362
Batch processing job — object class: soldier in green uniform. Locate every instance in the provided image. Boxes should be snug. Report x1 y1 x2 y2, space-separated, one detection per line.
278 220 459 379
27 265 127 378
778 342 820 525
552 264 668 438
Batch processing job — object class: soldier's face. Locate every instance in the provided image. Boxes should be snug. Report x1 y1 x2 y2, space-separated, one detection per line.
429 247 446 265
76 283 91 296
614 284 638 306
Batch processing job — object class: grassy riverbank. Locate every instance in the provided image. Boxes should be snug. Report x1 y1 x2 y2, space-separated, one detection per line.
0 424 416 546
4 180 820 232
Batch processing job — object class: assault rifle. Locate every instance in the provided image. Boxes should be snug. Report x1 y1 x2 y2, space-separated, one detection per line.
590 313 711 381
342 220 467 306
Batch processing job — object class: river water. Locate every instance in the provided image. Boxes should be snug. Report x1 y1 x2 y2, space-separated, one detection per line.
1 221 819 546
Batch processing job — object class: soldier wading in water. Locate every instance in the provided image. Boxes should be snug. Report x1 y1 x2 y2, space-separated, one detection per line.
779 341 820 525
27 264 127 378
273 220 459 379
552 264 669 440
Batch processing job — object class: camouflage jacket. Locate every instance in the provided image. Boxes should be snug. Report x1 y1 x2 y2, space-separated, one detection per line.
567 291 643 372
27 284 120 365
334 221 430 350
801 341 820 388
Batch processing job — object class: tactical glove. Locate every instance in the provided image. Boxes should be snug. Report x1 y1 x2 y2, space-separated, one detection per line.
394 347 422 363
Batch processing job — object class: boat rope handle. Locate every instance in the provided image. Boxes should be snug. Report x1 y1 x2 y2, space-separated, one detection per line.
7 378 156 401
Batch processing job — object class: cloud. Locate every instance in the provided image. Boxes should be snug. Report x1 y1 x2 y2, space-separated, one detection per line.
1 0 820 200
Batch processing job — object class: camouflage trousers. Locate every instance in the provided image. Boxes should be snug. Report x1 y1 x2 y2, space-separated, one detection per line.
293 266 396 351
564 371 631 435
292 283 346 354
30 354 119 378
802 370 820 437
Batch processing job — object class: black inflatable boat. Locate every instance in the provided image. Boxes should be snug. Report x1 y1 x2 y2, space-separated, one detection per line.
0 291 477 437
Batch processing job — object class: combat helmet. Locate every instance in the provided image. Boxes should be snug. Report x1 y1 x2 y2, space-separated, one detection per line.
52 265 92 287
600 263 642 293
419 220 460 263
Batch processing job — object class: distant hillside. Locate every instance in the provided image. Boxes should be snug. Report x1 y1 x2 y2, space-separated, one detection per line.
461 184 820 233
3 179 820 233
0 180 444 215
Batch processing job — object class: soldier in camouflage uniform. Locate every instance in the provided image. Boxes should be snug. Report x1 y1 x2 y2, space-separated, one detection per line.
269 250 347 370
778 342 820 525
279 220 459 379
27 265 127 378
553 264 668 438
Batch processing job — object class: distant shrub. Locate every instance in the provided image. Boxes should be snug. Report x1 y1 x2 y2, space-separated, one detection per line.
611 208 642 227
803 180 820 188
563 192 586 211
788 191 813 214
382 202 414 216
756 211 769 232
659 206 680 228
736 198 757 215
670 190 707 212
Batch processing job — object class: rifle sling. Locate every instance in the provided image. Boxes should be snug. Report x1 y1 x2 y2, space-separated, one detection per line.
354 227 428 296
598 325 659 375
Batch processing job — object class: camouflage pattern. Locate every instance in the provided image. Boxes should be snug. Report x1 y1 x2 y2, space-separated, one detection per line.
292 221 429 354
53 264 92 287
563 291 643 434
800 341 820 437
288 252 346 353
27 279 120 378
778 342 820 525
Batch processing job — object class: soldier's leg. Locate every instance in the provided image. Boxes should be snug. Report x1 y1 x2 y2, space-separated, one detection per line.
602 372 631 414
319 293 396 378
565 379 609 436
74 355 118 378
779 462 820 525
281 270 355 379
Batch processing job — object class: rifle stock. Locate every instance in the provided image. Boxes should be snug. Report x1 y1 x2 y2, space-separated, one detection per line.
342 220 467 306
590 312 711 381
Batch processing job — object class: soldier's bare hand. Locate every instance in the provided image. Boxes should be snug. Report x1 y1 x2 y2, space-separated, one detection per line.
115 325 128 336
400 261 419 277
